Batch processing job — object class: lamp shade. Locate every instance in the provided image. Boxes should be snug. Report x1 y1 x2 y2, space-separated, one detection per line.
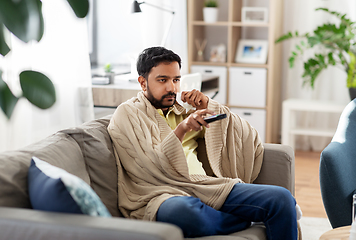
131 1 142 13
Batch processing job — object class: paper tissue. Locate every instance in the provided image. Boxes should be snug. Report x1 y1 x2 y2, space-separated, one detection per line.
177 73 202 113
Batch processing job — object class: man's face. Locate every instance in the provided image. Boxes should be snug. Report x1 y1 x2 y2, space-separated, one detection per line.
139 61 181 110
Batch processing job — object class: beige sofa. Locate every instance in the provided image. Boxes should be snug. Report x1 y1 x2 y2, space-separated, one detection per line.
0 115 296 240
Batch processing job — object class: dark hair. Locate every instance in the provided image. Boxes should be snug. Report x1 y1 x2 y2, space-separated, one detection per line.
136 46 181 79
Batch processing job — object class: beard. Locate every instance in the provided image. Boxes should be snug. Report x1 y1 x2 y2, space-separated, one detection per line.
146 86 176 109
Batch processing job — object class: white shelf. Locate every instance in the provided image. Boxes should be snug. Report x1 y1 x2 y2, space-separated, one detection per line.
187 0 284 143
282 98 346 150
290 128 337 137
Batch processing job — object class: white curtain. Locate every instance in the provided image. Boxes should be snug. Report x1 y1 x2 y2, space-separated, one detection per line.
281 0 356 151
0 0 94 152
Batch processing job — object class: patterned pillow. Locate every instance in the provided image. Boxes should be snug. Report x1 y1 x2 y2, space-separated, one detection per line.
28 156 111 217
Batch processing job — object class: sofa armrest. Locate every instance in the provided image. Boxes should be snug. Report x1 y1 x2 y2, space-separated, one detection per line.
0 207 183 240
253 143 295 195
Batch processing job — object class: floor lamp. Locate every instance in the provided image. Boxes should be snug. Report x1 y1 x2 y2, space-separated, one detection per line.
131 1 175 47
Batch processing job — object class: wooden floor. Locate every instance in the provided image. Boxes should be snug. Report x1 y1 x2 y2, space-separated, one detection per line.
294 150 327 218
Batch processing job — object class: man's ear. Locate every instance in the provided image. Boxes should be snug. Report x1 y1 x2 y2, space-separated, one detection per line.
138 76 147 91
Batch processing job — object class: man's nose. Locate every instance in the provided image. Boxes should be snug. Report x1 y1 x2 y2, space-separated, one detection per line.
166 80 176 91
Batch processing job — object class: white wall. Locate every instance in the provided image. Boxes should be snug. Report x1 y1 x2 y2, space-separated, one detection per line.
95 0 188 74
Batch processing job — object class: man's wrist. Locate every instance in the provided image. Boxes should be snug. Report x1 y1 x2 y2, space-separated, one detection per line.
174 124 186 142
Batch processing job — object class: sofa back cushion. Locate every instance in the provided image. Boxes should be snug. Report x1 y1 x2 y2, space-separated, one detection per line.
0 133 89 209
61 115 121 217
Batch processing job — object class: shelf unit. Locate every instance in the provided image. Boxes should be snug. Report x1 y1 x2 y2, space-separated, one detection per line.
187 0 284 143
281 99 346 150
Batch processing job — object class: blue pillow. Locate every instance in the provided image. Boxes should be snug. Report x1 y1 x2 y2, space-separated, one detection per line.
28 156 111 217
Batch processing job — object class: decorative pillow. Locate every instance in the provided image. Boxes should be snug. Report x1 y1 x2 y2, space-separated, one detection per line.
28 156 111 217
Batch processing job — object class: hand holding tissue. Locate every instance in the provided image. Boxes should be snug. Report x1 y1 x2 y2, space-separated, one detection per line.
177 73 208 113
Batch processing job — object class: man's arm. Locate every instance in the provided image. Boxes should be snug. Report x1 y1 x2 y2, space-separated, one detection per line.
174 90 214 142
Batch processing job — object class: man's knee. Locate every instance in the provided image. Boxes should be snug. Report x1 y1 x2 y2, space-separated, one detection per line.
157 196 217 237
157 196 204 222
270 186 296 213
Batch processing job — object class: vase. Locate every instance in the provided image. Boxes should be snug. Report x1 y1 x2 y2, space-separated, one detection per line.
349 88 356 101
106 72 115 84
203 7 218 23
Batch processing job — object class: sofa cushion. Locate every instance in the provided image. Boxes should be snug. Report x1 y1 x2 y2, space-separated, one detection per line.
61 115 121 217
0 132 89 209
28 157 111 217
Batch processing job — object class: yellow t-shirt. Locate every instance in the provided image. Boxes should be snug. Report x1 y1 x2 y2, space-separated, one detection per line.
157 108 206 175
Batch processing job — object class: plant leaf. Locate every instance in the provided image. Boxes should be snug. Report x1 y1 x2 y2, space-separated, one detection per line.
66 0 89 18
20 70 56 109
0 0 44 43
0 71 19 119
275 32 294 43
327 52 336 65
347 52 356 88
0 23 10 56
289 56 295 68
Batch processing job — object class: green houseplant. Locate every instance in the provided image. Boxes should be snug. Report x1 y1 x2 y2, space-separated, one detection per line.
204 0 218 8
275 8 356 99
0 0 89 119
203 0 218 23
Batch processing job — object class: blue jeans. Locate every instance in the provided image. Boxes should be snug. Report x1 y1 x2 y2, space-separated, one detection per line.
156 183 297 239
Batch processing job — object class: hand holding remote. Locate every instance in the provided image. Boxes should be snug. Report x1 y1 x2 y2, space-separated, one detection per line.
203 113 227 124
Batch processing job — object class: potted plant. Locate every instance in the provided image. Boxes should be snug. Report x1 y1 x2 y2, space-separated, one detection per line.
275 8 356 100
104 63 115 84
203 0 218 23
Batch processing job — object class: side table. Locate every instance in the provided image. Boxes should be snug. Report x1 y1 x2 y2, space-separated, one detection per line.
319 225 351 240
281 99 346 150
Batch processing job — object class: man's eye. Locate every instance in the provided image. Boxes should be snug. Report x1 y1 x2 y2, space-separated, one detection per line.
174 79 181 82
158 79 166 82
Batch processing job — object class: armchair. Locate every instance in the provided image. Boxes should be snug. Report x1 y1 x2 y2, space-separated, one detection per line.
320 99 356 228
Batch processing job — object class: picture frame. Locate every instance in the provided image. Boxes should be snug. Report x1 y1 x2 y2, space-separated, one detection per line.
235 39 268 64
209 44 226 63
241 7 268 23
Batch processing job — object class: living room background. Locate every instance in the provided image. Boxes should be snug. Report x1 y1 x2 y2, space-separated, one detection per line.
281 0 356 151
1 0 356 152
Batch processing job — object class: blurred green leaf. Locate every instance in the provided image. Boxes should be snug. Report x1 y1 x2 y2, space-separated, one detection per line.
328 52 336 65
0 23 10 56
275 32 294 43
20 70 56 109
0 0 91 118
0 0 44 43
0 71 19 119
347 52 356 88
66 0 89 18
276 7 356 89
289 56 295 68
104 63 113 73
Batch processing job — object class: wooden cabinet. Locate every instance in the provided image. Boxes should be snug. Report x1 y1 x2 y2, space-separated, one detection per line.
187 0 284 143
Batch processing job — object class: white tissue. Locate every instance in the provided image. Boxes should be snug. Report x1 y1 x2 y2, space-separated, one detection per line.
176 92 195 113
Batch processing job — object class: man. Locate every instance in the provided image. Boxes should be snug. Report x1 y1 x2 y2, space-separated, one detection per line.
108 47 298 239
